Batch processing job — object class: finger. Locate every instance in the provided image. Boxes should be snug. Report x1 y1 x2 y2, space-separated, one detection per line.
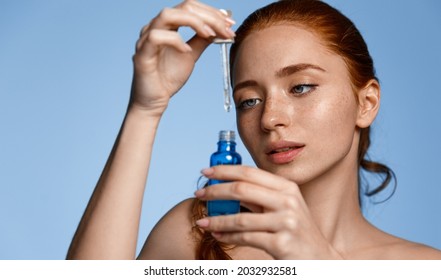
136 29 192 56
240 201 263 213
148 8 218 39
201 165 299 193
139 23 151 38
185 34 211 62
197 212 285 232
211 231 278 255
176 1 236 37
197 181 291 211
137 32 212 65
149 5 235 40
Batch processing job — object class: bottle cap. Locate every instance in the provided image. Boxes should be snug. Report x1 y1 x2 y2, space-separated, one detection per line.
219 130 235 142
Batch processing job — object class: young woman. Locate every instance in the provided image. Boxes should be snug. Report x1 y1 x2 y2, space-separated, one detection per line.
66 0 441 259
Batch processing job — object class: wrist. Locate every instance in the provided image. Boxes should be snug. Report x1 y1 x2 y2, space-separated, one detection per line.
129 75 171 118
127 100 168 119
125 103 165 128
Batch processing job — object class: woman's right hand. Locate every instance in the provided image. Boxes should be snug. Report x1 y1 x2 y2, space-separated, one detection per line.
130 0 236 116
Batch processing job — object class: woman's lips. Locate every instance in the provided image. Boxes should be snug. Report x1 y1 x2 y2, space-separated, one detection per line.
265 142 305 164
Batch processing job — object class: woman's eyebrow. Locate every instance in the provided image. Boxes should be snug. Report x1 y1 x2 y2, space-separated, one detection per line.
233 80 258 95
233 63 325 95
275 63 326 78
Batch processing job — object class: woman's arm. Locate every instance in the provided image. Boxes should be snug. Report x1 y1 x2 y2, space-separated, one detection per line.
66 0 235 259
66 107 162 259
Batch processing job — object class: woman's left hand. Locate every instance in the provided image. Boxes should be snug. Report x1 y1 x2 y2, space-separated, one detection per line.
194 165 343 260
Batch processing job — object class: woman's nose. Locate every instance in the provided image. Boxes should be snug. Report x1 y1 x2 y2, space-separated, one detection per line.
260 96 292 132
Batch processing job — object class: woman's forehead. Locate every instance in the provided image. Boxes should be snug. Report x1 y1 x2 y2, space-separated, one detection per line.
232 25 342 78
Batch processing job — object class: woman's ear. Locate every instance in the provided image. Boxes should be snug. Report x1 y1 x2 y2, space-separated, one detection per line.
356 79 380 128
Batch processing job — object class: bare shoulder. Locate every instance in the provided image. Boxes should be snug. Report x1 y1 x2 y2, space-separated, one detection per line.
350 224 441 260
363 235 441 260
137 198 197 260
389 239 441 260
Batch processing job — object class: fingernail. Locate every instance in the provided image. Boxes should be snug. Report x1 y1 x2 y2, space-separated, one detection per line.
226 27 236 37
195 218 209 227
183 43 192 52
194 188 206 198
219 9 230 16
225 17 236 25
212 232 222 239
203 24 216 37
220 9 235 24
201 167 214 176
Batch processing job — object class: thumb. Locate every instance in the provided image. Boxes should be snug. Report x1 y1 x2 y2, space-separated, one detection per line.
186 35 212 61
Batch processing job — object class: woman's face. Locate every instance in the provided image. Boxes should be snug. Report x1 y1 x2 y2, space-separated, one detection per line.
232 24 361 185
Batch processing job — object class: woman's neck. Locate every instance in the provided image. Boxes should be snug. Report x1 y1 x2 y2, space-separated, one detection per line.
298 145 369 253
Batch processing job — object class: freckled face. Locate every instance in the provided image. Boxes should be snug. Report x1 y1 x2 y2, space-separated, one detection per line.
232 25 360 185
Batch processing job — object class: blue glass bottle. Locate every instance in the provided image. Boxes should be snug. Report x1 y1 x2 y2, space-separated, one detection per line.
207 130 242 216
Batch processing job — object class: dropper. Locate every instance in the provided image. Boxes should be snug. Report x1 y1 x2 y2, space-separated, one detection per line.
214 10 234 112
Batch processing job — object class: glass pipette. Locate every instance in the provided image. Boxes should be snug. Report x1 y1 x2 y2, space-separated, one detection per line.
214 38 234 112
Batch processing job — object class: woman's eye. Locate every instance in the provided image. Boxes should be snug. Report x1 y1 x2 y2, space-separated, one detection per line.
237 98 262 110
291 84 317 95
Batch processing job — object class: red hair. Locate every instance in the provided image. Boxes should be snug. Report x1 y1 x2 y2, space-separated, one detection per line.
192 0 395 259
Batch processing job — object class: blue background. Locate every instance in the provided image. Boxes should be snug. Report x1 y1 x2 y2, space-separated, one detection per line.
1 0 440 259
